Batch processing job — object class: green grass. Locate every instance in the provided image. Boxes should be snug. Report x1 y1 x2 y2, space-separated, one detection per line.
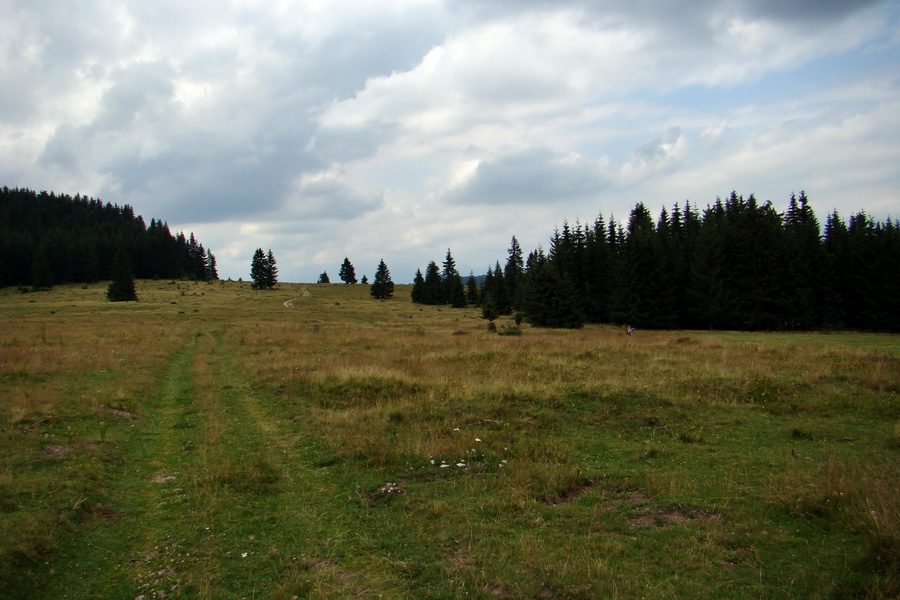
1 281 898 599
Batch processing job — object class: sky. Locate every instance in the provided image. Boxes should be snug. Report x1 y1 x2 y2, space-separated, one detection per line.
2 0 899 283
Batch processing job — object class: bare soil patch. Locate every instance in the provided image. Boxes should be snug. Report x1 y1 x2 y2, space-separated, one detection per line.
109 408 136 422
43 444 72 458
603 486 721 528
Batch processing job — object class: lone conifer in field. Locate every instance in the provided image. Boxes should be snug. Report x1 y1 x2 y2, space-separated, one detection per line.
370 259 394 299
250 248 277 289
339 257 357 284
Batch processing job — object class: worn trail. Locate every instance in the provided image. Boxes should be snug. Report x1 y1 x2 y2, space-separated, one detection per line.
32 328 396 599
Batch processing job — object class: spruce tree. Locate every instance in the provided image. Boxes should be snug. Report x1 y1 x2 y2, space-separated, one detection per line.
339 257 357 284
265 250 278 288
504 236 525 309
481 292 500 321
448 272 467 308
411 269 425 303
823 211 851 327
878 218 900 331
481 266 494 303
442 248 459 304
318 271 330 284
466 271 480 306
423 261 443 304
206 250 218 280
783 191 823 329
491 261 512 314
250 248 267 289
725 194 787 330
370 259 394 299
673 202 701 327
583 214 612 322
845 212 880 329
522 260 584 328
610 202 666 327
107 249 138 302
687 202 733 329
651 207 680 328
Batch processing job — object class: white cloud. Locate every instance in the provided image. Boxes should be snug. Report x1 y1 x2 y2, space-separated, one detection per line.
0 0 897 283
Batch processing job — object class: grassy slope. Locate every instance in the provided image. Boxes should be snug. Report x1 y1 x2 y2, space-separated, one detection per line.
0 280 897 599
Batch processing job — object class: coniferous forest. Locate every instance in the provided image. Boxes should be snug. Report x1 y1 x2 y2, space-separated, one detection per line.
414 192 900 332
4 186 898 331
0 187 217 288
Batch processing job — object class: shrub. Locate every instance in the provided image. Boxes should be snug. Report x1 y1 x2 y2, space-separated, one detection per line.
498 325 522 336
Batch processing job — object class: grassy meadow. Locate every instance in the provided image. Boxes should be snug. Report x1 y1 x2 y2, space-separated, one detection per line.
1 280 897 599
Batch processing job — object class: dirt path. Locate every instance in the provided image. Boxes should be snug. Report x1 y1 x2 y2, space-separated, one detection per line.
282 286 311 308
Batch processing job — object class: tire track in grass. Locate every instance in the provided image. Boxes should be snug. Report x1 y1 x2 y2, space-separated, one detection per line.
31 328 410 599
198 330 406 598
25 333 204 599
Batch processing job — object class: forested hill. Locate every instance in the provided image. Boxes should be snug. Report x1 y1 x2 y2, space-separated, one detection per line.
0 187 217 288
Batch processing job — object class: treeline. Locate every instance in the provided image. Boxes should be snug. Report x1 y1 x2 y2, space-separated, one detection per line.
414 192 900 332
0 187 217 288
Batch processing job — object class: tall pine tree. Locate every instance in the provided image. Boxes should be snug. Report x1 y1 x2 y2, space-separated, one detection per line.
423 261 443 305
522 259 585 328
370 259 394 299
339 257 357 284
411 269 425 303
250 248 277 289
504 236 525 310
